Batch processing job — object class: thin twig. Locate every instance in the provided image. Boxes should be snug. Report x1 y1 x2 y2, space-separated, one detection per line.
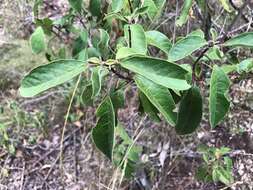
39 128 81 188
128 25 132 48
19 161 25 190
20 90 63 107
30 127 80 170
153 13 176 30
36 172 52 189
229 0 253 26
74 130 78 182
227 0 249 32
111 67 132 82
193 8 253 78
59 74 82 176
42 155 60 188
172 0 179 44
192 45 211 82
116 116 147 189
219 181 244 190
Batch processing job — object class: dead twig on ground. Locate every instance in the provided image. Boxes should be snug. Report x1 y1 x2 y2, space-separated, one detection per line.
19 160 25 190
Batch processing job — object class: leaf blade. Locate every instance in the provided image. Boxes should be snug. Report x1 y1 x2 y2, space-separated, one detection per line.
145 30 172 54
125 24 147 54
92 97 115 160
175 86 203 135
91 66 109 97
176 0 193 27
120 56 191 90
168 35 207 62
30 26 46 54
112 0 126 12
89 0 101 17
209 65 230 128
135 75 177 126
139 91 161 122
143 0 158 20
68 0 83 12
224 32 253 48
19 60 87 97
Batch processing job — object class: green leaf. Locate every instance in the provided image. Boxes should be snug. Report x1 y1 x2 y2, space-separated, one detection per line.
143 0 158 19
133 6 149 17
195 0 205 10
210 28 219 41
68 0 83 12
204 46 223 61
35 18 53 36
145 30 172 55
33 0 43 17
221 64 237 74
153 0 166 18
135 75 177 126
120 56 191 90
88 47 101 58
116 47 141 59
112 0 126 12
72 30 88 57
196 165 213 183
175 86 203 135
212 167 220 182
19 60 87 97
188 29 205 38
170 89 182 104
176 0 193 27
143 0 165 20
125 24 147 54
58 47 66 59
222 58 253 74
89 0 101 18
224 157 233 171
153 0 166 8
168 35 207 62
53 13 74 27
92 97 115 160
30 27 46 54
91 66 109 97
116 36 128 50
224 32 253 48
237 58 253 73
115 123 131 144
81 84 93 106
209 65 230 128
78 49 89 61
111 88 125 111
212 166 233 185
217 147 231 155
180 63 193 83
218 0 232 12
97 29 110 59
114 123 142 178
104 12 128 22
139 91 161 122
122 142 141 164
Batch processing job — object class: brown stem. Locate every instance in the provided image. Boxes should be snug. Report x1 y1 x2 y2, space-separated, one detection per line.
227 0 249 32
128 26 132 48
111 67 133 82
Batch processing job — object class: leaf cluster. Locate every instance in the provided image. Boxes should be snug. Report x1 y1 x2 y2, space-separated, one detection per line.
19 0 253 178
